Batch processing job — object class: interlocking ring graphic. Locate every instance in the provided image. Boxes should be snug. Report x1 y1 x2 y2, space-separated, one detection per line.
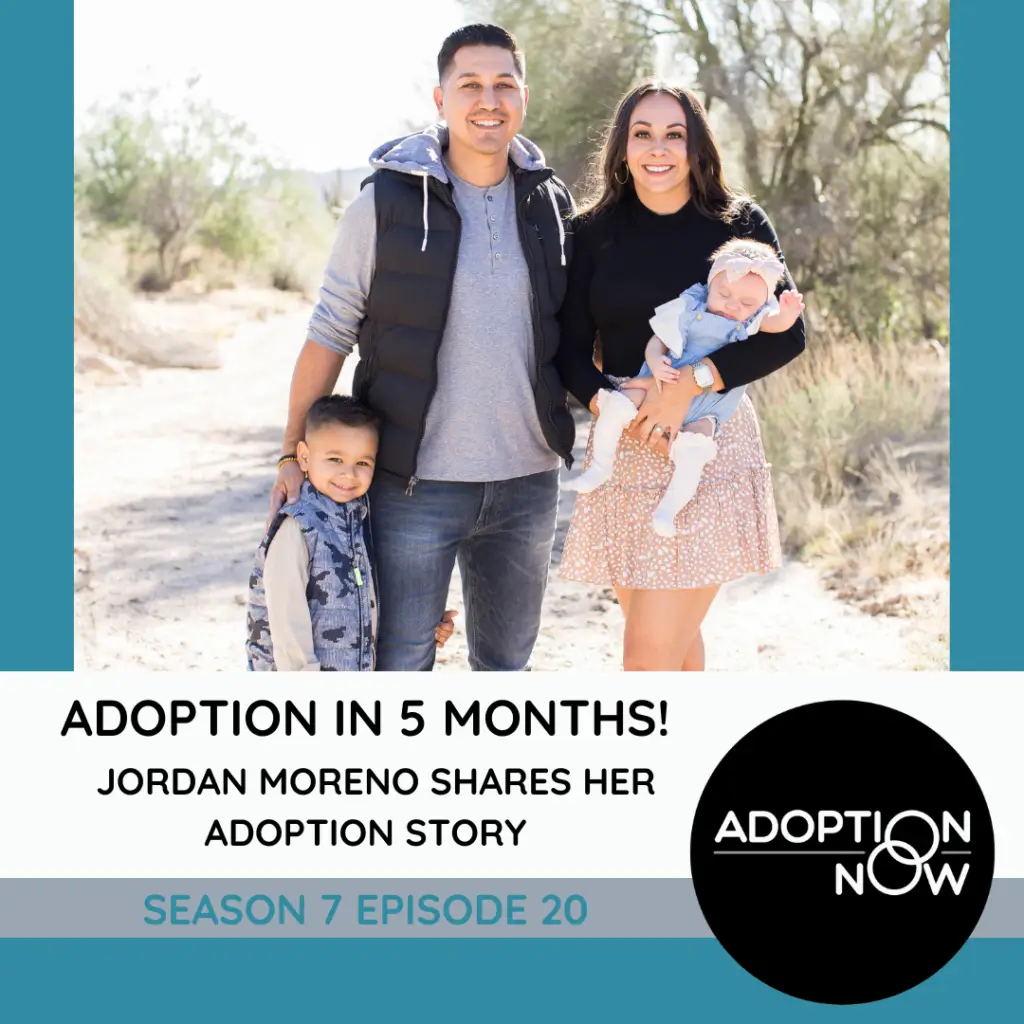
866 811 941 895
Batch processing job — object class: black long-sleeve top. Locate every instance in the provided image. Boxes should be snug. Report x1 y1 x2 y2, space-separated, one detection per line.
555 190 806 410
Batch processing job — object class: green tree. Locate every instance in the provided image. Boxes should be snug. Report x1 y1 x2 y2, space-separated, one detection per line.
466 0 949 342
464 0 655 190
642 0 950 337
76 77 270 289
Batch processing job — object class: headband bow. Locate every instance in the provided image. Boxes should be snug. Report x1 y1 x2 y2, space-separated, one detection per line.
708 253 785 290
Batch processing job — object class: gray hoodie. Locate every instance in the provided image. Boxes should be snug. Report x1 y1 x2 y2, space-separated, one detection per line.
306 124 567 483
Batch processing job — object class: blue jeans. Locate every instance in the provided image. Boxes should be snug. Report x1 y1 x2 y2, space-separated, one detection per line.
368 469 560 671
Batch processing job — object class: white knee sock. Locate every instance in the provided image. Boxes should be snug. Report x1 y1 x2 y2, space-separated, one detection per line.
651 432 718 537
567 389 639 493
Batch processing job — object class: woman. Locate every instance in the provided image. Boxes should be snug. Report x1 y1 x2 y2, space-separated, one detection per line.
556 79 806 671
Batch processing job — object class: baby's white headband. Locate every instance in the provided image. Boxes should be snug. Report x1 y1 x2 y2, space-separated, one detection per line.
708 252 785 292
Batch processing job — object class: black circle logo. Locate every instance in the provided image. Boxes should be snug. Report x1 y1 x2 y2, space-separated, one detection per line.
689 700 995 1004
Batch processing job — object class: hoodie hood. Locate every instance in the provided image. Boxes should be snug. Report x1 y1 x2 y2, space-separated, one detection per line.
368 122 550 183
366 123 562 261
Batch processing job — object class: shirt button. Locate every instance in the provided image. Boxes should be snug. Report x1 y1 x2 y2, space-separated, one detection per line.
489 215 496 222
696 313 703 320
494 252 502 260
487 195 494 202
492 232 499 240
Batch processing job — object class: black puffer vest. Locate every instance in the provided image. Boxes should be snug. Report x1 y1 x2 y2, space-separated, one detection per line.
352 165 577 490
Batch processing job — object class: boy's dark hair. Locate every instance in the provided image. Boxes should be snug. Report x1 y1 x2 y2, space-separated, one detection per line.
437 24 524 82
305 395 381 436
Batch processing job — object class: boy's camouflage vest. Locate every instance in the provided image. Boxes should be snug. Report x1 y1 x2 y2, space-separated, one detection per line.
246 480 376 671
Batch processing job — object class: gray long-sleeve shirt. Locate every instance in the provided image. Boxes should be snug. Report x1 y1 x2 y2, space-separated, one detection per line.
306 168 559 483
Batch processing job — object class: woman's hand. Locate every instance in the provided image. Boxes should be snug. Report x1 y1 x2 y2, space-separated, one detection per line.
623 372 700 454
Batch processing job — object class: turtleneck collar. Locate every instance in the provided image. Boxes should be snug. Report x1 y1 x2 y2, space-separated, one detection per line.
627 186 695 221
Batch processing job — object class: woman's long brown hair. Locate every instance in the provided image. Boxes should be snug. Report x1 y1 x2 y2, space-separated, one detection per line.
581 77 746 222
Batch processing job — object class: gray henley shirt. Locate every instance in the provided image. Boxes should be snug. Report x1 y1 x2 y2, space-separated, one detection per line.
306 164 559 483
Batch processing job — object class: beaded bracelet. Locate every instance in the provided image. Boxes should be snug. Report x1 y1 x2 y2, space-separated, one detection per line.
277 454 299 468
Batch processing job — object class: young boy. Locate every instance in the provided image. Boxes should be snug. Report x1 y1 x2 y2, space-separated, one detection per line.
246 395 456 671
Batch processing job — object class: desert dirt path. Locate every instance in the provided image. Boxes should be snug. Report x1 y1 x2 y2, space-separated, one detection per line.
75 306 926 672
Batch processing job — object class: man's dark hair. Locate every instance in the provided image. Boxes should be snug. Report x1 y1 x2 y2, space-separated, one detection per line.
305 395 381 436
437 24 524 83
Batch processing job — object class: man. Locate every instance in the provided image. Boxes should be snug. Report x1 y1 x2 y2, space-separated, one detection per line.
269 24 577 671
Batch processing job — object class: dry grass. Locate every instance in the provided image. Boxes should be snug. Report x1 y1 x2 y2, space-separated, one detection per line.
74 216 309 373
750 334 949 658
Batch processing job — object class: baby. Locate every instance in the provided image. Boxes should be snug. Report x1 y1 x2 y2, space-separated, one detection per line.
569 238 804 537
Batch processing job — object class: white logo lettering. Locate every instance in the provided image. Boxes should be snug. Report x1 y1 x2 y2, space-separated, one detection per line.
714 809 971 895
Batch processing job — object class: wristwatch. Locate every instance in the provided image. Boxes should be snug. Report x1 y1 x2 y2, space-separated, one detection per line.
691 360 715 391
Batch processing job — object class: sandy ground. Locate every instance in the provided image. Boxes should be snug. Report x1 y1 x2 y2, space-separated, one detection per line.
74 298 942 672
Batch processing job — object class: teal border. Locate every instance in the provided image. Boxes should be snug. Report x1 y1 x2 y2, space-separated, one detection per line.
0 2 73 669
950 3 1020 668
1 939 1020 1021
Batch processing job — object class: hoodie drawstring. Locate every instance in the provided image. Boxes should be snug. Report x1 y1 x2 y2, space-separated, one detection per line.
420 174 429 252
547 185 566 265
413 167 562 262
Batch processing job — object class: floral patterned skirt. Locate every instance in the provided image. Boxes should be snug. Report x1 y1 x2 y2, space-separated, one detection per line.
560 392 782 590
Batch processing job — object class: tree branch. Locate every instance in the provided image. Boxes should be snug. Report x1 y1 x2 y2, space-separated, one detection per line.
900 117 951 138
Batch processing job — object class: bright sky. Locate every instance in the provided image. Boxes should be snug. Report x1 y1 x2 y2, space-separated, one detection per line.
74 0 466 171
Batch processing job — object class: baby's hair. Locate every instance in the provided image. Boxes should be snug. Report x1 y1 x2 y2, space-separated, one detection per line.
708 237 780 265
305 394 381 436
